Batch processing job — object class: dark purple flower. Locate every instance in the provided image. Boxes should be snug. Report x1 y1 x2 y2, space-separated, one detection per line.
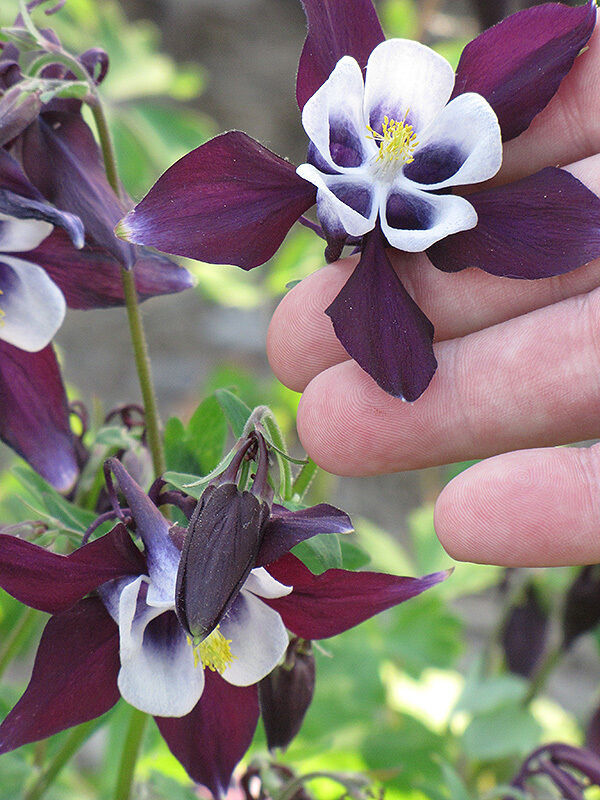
0 148 192 491
0 27 193 488
511 743 600 798
0 459 447 797
120 0 600 401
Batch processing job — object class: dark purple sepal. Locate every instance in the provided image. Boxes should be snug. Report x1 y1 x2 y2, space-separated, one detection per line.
256 504 353 567
0 142 84 247
296 0 385 109
0 148 41 199
0 597 120 753
326 225 437 401
18 111 135 267
176 483 270 640
0 188 84 248
119 131 316 270
427 168 600 279
0 523 145 614
26 229 193 310
452 0 596 142
258 637 315 751
265 554 449 640
0 341 78 493
155 670 260 799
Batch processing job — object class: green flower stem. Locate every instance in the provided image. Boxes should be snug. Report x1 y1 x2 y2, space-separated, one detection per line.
523 645 563 706
112 707 148 800
89 102 121 202
88 98 166 478
24 720 100 800
119 266 166 478
292 458 319 501
0 606 37 680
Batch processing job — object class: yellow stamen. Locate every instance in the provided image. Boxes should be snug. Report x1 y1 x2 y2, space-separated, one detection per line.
366 112 419 165
0 289 4 327
188 626 235 673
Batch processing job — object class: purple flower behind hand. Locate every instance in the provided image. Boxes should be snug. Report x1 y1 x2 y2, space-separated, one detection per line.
0 28 194 491
0 457 447 797
119 0 600 401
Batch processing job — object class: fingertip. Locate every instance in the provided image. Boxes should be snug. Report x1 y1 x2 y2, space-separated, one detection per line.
266 262 353 392
434 446 600 567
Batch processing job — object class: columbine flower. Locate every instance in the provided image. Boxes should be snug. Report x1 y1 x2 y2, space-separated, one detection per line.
0 29 194 490
0 147 192 492
0 458 447 797
119 0 600 401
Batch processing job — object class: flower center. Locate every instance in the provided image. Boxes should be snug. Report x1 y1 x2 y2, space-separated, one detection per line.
366 112 419 166
188 626 235 673
0 289 5 327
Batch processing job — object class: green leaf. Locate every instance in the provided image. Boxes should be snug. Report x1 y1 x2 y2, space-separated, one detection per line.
461 704 541 761
187 396 227 474
339 537 371 570
293 533 343 574
436 760 474 800
385 594 463 677
163 417 188 472
215 388 252 437
12 466 95 537
455 671 527 716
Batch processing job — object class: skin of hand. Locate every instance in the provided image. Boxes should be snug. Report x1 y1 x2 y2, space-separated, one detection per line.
267 22 600 569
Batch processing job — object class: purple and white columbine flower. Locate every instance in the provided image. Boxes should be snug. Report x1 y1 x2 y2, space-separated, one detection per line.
119 0 600 401
296 41 502 257
0 459 447 797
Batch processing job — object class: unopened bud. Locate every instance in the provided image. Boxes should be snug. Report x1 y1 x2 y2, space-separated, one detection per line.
258 638 316 751
175 432 272 641
563 565 600 649
175 483 270 641
501 584 548 677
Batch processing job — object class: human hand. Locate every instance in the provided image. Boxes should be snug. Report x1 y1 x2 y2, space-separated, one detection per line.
267 23 600 569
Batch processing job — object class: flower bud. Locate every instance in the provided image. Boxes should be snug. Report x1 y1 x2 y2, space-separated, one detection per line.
501 584 548 677
175 432 272 642
258 637 316 751
563 565 600 649
0 84 42 147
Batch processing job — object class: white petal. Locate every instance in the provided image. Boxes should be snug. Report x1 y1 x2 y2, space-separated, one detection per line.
302 56 375 173
220 591 288 687
404 93 502 190
116 576 205 717
297 163 377 238
0 255 65 352
380 186 477 252
0 213 53 252
364 39 455 134
243 567 292 599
